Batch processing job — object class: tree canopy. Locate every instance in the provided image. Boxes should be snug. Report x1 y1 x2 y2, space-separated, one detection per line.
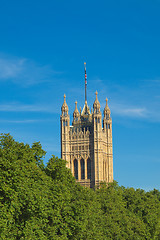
0 134 160 239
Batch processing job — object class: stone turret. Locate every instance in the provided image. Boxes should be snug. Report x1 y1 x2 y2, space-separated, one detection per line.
61 94 69 116
93 91 102 131
103 98 112 130
103 97 113 182
60 94 70 168
73 101 80 122
93 91 101 114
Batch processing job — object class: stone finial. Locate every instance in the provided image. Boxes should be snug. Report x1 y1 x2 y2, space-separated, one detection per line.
63 94 66 103
75 101 78 109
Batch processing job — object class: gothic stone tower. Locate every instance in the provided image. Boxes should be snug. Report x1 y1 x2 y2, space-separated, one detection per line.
60 65 113 188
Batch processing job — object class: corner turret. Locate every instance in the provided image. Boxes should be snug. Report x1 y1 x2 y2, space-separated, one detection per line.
73 101 80 124
61 94 69 116
93 91 101 114
103 98 112 131
60 94 70 168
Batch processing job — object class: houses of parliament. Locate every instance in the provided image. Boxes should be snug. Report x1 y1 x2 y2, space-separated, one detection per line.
60 63 113 188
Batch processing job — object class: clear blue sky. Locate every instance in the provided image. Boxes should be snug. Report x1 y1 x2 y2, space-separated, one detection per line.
0 0 160 190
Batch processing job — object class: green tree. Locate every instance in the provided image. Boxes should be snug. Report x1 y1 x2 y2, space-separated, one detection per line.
1 134 160 240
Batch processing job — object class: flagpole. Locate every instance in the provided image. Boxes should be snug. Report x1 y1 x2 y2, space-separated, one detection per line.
84 62 87 103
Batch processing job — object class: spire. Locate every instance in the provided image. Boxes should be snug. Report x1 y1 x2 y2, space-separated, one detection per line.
64 94 66 103
104 98 110 111
93 91 100 113
73 101 79 116
104 97 111 119
95 91 98 100
61 94 69 115
75 101 78 109
73 101 80 124
84 62 87 104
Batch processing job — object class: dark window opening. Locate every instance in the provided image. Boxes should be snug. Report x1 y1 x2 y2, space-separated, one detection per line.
81 159 85 179
63 121 68 127
87 158 91 180
74 159 78 180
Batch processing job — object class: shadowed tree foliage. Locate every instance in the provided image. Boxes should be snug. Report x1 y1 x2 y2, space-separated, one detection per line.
0 134 160 239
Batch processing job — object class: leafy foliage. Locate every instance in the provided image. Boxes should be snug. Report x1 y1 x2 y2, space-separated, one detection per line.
0 134 160 239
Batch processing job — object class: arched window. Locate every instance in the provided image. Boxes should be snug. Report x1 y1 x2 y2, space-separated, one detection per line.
74 159 78 180
63 121 68 126
81 159 85 179
106 114 109 120
87 158 91 180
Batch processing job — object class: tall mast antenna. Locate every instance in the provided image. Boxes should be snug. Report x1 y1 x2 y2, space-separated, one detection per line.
84 62 87 103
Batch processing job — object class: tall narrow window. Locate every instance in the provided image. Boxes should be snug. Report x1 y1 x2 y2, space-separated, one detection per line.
106 114 109 119
87 158 91 179
74 159 78 180
81 159 85 179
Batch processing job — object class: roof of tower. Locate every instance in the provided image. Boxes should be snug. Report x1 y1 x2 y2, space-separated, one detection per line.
104 98 110 112
73 101 80 116
79 101 92 125
93 91 100 109
81 101 91 117
61 94 69 112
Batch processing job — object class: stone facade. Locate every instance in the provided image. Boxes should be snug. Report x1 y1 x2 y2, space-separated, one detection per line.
60 91 113 188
